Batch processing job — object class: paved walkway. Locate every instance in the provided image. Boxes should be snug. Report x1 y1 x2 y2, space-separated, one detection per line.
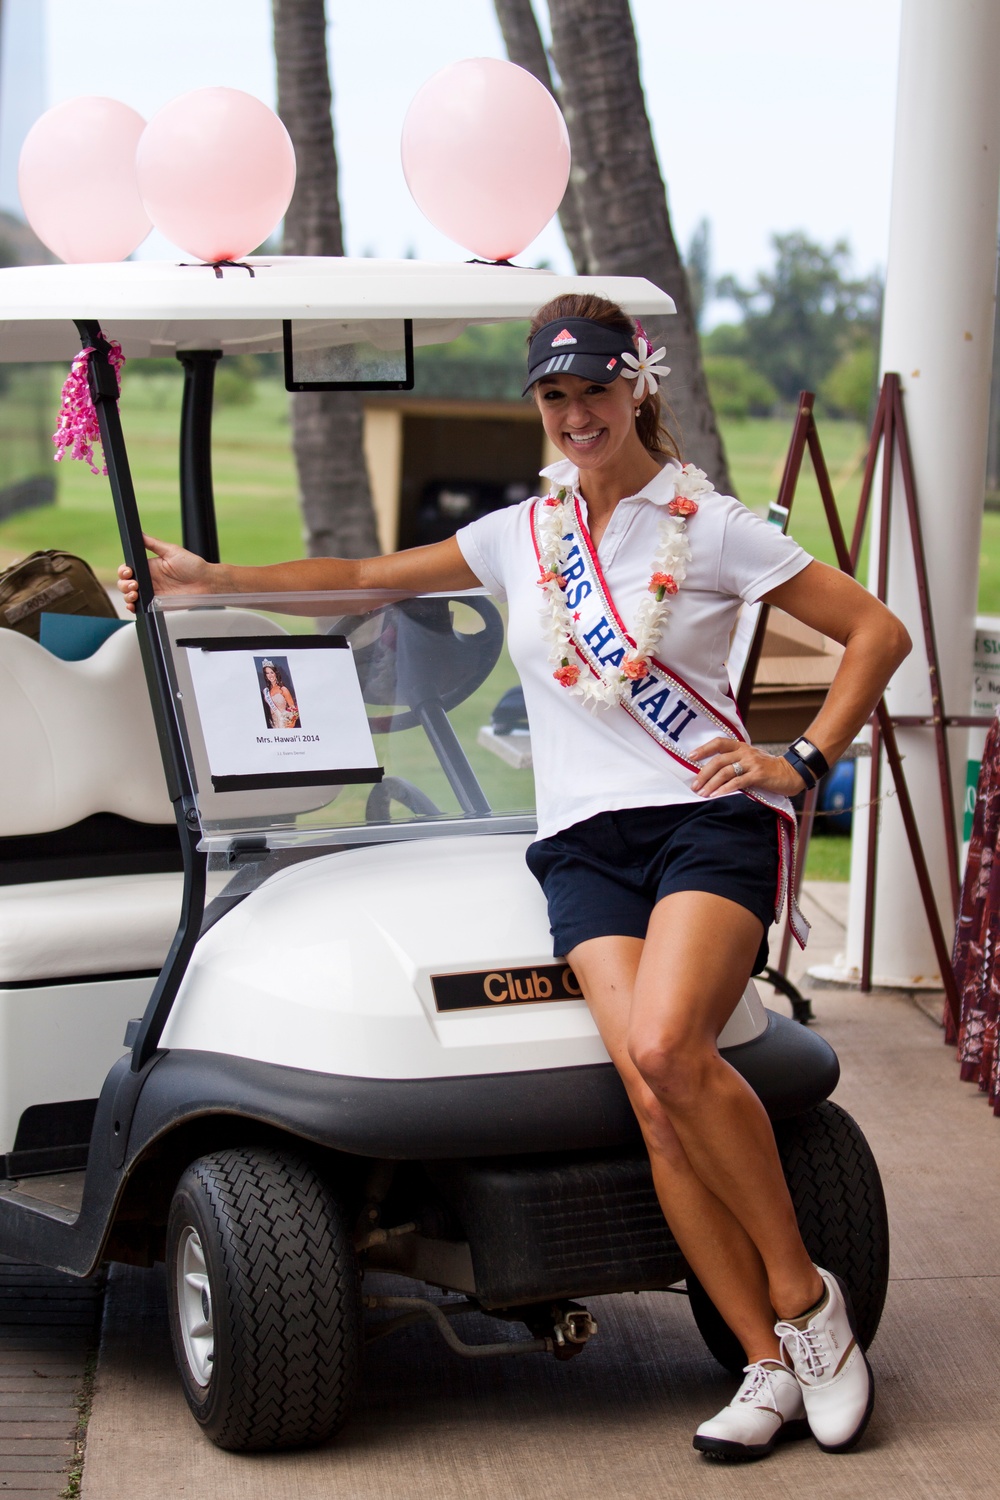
73 884 1000 1498
0 1260 102 1499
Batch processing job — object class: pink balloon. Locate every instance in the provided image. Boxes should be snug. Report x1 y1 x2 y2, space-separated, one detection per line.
136 88 296 263
401 58 571 261
18 97 151 263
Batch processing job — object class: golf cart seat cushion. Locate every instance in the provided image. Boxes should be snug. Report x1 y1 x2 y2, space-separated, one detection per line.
0 604 302 841
0 870 230 983
0 622 171 835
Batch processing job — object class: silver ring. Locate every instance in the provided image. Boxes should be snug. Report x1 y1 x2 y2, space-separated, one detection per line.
731 761 744 778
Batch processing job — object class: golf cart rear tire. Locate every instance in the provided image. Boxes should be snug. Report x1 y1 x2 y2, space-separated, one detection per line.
687 1101 889 1375
165 1147 361 1451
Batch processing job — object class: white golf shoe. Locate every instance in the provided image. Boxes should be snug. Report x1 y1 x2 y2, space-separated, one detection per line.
775 1268 875 1452
693 1360 809 1461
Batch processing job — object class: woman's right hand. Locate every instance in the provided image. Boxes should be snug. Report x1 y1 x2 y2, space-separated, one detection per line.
116 533 218 612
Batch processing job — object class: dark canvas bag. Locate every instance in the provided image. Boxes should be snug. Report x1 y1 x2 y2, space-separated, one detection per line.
0 550 118 640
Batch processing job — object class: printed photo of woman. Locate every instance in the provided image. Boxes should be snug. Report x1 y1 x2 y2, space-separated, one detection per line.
256 657 300 730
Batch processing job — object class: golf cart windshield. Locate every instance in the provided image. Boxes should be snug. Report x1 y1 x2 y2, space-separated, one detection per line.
154 586 534 853
0 257 673 857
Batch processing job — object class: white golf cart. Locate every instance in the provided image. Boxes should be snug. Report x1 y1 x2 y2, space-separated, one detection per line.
0 257 888 1452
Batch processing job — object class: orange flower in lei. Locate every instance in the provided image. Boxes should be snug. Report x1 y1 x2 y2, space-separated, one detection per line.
621 656 650 679
649 571 679 600
667 496 698 518
553 660 581 687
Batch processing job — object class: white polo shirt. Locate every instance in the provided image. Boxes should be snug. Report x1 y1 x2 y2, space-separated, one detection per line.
457 459 811 840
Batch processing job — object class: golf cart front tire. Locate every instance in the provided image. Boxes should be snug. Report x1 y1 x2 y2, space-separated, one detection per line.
166 1147 361 1451
687 1100 890 1375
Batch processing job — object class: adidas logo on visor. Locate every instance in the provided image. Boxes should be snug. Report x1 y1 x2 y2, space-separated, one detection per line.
551 329 577 347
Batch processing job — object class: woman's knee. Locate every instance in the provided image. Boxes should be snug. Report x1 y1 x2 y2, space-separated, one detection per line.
626 1028 715 1111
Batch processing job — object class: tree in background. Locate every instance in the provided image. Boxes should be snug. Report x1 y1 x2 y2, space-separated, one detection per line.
820 344 877 425
495 0 733 494
685 218 711 331
714 232 882 408
492 0 590 274
271 0 379 558
702 355 778 422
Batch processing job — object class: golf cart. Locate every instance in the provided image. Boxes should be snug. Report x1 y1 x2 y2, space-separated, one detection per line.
0 258 888 1452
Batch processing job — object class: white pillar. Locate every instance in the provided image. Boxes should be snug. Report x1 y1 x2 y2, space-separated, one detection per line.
818 0 1000 987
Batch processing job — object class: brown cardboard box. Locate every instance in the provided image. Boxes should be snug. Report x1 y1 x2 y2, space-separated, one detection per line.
743 608 844 744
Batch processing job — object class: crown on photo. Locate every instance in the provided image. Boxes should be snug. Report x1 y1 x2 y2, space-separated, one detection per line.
262 659 275 668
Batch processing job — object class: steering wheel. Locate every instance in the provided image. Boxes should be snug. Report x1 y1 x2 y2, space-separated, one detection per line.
334 596 504 734
365 776 442 823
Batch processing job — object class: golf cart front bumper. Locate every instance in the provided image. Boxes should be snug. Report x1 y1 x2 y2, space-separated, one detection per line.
122 1007 837 1164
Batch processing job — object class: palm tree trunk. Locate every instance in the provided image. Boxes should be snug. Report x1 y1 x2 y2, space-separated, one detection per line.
271 0 379 557
492 0 590 274
546 0 733 492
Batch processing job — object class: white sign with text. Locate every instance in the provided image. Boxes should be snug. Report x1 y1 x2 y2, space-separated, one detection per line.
180 635 381 791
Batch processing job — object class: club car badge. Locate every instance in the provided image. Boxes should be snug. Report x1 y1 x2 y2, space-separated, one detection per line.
432 963 583 1011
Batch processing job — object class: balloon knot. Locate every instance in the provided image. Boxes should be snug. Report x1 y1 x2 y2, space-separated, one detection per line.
179 259 257 279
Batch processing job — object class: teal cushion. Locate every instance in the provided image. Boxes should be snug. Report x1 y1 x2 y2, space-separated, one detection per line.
38 612 128 661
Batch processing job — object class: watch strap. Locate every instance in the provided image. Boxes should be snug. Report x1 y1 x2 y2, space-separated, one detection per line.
783 747 819 791
790 736 829 780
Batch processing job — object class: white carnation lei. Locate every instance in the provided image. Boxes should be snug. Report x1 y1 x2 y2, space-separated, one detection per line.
535 461 714 708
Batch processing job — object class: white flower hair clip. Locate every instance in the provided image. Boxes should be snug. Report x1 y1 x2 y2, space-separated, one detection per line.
621 336 670 402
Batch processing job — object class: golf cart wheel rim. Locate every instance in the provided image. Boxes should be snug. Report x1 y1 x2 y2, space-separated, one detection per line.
176 1225 214 1388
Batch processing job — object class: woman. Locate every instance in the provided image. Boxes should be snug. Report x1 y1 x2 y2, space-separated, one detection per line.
118 293 909 1462
261 660 299 729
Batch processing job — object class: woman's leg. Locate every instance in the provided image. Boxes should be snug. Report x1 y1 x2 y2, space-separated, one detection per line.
568 893 821 1353
568 932 780 1360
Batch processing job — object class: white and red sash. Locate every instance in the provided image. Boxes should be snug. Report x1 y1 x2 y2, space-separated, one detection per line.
530 497 810 948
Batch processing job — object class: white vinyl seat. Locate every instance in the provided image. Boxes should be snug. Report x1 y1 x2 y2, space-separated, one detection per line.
0 613 281 984
0 870 230 983
0 621 172 836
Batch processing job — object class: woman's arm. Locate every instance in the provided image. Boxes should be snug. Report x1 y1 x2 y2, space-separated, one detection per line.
116 532 480 611
692 560 912 798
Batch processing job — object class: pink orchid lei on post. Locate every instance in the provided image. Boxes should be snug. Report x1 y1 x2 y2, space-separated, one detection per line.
536 462 714 706
52 341 125 476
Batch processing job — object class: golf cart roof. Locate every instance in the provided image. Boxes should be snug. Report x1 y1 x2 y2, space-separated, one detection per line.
0 255 675 362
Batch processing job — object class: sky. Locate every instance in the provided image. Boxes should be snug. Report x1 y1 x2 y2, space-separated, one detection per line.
0 0 902 321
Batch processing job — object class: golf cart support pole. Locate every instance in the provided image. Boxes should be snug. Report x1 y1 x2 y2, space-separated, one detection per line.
177 350 223 563
77 323 207 1090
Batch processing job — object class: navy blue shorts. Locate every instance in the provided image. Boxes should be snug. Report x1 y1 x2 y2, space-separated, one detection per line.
526 798 779 974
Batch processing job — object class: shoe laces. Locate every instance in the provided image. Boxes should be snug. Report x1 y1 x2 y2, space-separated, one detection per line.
735 1361 785 1412
775 1320 828 1380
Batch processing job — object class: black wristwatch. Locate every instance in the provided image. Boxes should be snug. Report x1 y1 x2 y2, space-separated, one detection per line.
782 736 829 791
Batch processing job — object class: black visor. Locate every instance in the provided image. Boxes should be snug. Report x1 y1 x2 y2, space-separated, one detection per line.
523 317 635 396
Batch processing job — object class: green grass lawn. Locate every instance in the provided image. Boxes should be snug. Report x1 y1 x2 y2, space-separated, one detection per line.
5 378 981 881
802 830 851 881
0 371 305 575
3 376 998 610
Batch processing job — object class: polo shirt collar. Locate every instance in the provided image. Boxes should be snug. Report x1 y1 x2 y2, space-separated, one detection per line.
539 457 683 507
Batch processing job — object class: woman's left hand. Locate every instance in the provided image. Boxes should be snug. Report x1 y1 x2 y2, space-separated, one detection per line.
690 737 806 799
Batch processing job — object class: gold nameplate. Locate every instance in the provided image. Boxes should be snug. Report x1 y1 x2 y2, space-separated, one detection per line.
431 963 583 1012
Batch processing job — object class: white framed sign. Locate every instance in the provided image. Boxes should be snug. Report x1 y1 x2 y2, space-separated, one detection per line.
177 635 383 793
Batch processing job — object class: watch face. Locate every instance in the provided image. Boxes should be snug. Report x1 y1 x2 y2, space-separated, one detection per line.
793 739 810 756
